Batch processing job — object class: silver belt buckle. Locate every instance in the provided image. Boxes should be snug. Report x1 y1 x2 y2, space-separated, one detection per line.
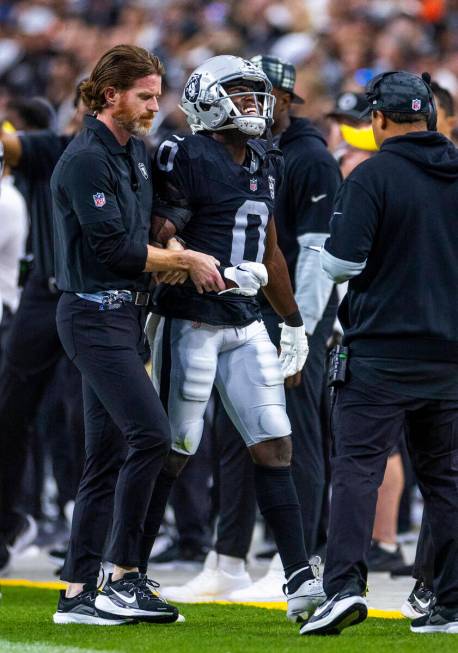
134 291 150 306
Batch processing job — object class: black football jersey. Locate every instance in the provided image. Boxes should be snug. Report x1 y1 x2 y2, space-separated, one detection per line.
151 133 283 326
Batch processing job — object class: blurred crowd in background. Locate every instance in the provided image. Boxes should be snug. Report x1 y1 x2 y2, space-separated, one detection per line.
1 0 458 139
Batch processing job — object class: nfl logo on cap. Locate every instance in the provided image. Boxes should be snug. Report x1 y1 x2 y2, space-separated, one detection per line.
93 192 106 207
411 99 422 111
250 178 257 192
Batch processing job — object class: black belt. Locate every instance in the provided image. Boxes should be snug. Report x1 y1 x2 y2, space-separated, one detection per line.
75 290 151 308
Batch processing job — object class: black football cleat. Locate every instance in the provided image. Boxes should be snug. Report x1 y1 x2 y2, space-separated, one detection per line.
401 580 436 619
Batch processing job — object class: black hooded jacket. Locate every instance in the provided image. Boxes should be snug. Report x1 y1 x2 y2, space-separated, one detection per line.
325 131 458 367
276 117 341 274
266 117 341 335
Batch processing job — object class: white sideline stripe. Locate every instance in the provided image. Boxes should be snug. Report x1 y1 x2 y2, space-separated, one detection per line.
0 641 108 653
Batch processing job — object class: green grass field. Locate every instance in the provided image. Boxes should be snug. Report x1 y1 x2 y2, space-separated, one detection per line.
0 586 456 653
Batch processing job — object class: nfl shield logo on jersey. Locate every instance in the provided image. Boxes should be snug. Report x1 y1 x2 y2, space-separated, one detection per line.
93 192 106 207
411 98 422 111
250 178 258 192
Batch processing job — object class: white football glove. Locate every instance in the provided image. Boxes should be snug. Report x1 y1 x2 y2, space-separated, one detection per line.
218 262 268 297
279 323 309 378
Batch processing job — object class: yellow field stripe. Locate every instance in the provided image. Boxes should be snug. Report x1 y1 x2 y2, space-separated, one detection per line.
1 579 404 619
215 600 404 619
1 579 65 590
368 608 404 620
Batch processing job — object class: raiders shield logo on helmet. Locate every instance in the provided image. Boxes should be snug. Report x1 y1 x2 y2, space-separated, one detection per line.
184 74 202 102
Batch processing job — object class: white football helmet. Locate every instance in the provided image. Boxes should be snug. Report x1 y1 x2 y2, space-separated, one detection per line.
180 55 275 137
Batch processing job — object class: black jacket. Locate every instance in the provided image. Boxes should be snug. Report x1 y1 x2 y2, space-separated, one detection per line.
271 117 341 334
325 131 458 362
276 117 341 273
52 116 150 293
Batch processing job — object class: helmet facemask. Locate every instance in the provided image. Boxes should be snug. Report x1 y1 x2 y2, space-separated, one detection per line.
210 80 275 136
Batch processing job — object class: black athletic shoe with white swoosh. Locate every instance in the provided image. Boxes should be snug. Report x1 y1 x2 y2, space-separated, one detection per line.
95 572 179 623
300 591 368 635
401 580 436 619
53 584 131 625
411 605 458 634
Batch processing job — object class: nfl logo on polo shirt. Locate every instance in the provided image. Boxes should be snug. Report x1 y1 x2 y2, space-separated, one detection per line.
250 178 257 192
93 192 106 207
411 99 422 111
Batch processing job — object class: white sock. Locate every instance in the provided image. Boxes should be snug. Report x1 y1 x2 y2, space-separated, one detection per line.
378 541 398 554
218 554 246 575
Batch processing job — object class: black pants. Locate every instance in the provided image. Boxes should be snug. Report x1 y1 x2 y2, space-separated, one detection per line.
214 295 337 558
413 512 434 587
0 276 82 537
0 304 13 368
37 355 86 513
324 374 458 607
57 293 171 583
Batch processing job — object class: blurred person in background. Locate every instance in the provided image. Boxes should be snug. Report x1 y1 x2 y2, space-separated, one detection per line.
0 138 28 364
431 80 457 139
45 51 83 133
0 88 86 576
325 91 373 156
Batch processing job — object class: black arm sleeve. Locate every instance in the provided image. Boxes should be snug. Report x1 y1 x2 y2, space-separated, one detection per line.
81 219 147 277
152 138 194 232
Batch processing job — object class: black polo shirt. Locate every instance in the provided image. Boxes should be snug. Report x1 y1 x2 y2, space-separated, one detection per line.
51 115 152 292
14 131 73 279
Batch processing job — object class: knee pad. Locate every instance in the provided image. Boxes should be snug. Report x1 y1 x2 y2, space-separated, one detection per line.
255 404 291 438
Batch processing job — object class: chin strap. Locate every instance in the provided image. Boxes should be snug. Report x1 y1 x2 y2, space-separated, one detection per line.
263 118 282 168
265 120 281 153
247 119 282 171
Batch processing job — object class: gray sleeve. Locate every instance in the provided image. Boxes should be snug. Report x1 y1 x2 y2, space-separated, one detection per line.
295 232 335 335
320 247 367 283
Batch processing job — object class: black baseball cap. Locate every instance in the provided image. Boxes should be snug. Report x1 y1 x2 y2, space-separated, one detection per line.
361 71 431 118
251 55 304 104
327 91 370 121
